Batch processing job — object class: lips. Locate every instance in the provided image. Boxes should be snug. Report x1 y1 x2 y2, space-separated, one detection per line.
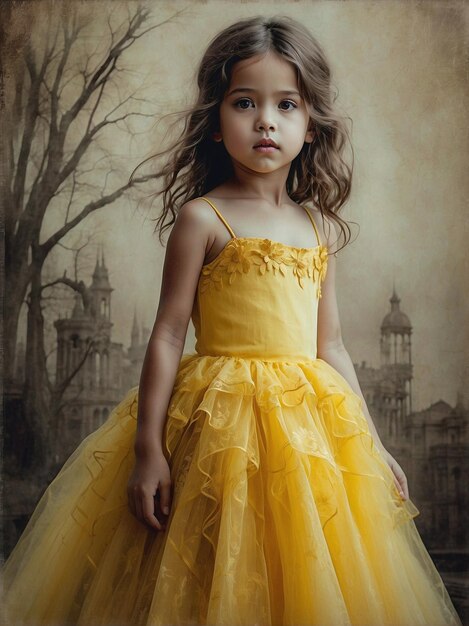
254 138 279 148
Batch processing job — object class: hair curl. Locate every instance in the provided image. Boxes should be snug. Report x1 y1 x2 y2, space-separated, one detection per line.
130 15 354 252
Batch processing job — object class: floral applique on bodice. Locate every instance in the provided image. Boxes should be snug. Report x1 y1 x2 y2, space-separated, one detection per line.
199 236 328 297
191 197 329 362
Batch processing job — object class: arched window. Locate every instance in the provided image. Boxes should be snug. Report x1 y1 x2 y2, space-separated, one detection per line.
102 351 109 387
94 352 101 387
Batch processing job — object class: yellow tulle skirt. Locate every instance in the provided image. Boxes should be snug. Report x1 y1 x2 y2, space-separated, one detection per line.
2 355 463 625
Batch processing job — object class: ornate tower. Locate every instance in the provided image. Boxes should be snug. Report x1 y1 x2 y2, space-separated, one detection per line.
53 245 125 451
90 246 113 322
380 285 413 444
55 247 115 389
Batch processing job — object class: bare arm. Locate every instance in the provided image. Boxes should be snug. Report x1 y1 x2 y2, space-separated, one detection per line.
127 198 214 530
316 218 386 453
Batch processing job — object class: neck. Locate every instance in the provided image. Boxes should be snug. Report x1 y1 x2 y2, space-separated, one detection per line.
225 160 292 207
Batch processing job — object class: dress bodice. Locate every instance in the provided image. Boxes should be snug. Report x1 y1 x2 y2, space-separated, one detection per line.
191 197 329 361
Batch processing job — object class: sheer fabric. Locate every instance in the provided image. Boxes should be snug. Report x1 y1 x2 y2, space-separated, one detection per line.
3 198 462 625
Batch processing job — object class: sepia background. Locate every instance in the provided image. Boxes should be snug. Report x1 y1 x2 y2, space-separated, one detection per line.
2 0 468 619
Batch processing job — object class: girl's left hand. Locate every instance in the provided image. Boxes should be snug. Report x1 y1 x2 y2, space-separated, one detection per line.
379 447 409 500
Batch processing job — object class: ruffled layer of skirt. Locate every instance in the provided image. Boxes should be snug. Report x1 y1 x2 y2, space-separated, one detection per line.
3 354 462 625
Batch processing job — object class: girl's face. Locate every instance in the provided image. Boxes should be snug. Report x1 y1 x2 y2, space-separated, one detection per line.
218 50 314 174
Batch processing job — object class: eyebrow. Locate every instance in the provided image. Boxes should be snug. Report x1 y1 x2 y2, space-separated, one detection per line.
227 87 301 97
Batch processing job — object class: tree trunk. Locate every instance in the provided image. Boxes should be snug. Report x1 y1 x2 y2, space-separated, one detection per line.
3 291 23 385
4 240 32 384
23 260 52 472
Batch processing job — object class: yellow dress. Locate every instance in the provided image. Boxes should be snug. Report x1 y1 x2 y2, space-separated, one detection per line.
3 197 463 626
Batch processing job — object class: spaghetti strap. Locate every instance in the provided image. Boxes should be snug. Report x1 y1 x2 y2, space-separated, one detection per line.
301 205 321 247
200 197 237 238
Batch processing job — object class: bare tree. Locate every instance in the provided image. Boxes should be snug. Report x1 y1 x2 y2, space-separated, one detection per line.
2 1 186 470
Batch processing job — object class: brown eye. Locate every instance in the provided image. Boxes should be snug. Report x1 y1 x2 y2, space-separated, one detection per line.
279 100 297 111
234 98 252 109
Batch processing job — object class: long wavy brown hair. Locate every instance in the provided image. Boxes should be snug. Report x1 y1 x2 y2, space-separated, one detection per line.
130 14 355 252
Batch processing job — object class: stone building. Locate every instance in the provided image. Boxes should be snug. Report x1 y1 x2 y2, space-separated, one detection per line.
52 249 150 456
354 288 468 550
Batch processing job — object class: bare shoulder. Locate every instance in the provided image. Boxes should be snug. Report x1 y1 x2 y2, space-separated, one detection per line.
169 198 215 252
178 195 224 235
307 207 342 254
175 197 214 230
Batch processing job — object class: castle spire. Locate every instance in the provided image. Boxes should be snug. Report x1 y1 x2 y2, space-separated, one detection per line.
94 246 100 275
390 285 401 311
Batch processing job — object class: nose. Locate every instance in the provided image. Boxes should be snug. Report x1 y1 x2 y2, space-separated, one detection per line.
256 105 277 132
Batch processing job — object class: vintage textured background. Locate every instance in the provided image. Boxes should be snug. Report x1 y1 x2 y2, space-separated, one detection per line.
4 0 469 411
2 4 468 612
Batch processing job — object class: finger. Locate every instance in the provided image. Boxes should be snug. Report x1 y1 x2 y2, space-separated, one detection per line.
395 476 407 499
135 492 144 523
159 481 172 517
142 493 163 532
397 470 408 498
390 471 404 497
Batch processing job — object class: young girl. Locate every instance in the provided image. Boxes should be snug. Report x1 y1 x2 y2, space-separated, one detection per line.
3 14 463 626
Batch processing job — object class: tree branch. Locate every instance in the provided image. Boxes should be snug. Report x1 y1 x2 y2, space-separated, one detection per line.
39 173 152 259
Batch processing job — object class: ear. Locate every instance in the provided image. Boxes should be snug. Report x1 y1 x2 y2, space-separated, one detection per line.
213 131 223 142
304 121 315 144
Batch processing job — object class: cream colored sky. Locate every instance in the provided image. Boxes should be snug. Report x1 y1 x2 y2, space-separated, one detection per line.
32 0 469 411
